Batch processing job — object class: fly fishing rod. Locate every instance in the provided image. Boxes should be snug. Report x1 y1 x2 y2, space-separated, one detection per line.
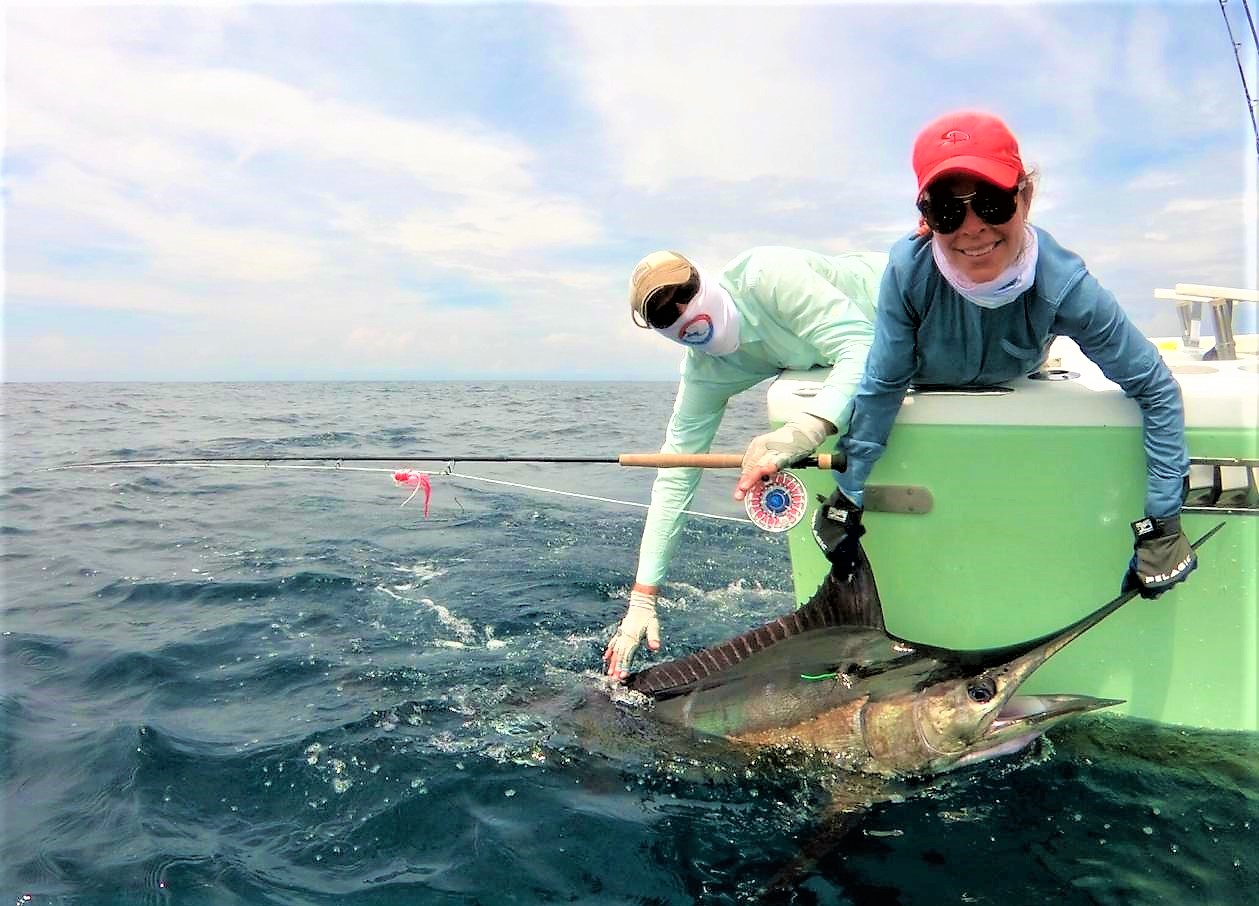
49 452 849 531
53 452 846 470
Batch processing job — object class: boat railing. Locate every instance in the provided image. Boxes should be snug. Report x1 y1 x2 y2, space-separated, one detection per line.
1185 457 1259 516
1155 283 1258 360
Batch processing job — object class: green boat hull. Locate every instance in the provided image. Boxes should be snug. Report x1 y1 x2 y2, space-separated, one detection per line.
785 424 1257 731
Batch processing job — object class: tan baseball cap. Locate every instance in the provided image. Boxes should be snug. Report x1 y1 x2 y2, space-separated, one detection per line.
629 250 698 327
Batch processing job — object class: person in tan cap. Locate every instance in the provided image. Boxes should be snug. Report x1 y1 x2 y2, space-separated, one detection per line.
604 246 887 680
818 110 1194 600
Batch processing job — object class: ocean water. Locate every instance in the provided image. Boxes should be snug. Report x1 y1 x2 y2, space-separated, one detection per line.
2 381 1256 906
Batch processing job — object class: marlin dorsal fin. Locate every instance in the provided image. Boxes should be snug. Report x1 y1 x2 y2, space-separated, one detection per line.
626 545 884 696
797 545 885 633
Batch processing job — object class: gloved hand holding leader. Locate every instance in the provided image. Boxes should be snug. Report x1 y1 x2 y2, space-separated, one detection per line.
1122 514 1196 599
734 413 834 501
811 487 865 572
603 587 660 680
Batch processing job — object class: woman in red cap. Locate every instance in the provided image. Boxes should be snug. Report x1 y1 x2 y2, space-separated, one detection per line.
814 111 1194 599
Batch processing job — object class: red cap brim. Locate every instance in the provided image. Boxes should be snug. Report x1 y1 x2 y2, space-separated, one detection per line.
917 155 1021 194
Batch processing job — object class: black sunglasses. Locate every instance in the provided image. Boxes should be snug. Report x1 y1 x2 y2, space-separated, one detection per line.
917 180 1024 235
641 273 700 329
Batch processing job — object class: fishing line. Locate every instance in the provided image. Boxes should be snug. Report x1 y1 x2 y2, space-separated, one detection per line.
436 470 751 523
73 459 753 524
52 455 624 467
1220 0 1259 157
53 452 836 528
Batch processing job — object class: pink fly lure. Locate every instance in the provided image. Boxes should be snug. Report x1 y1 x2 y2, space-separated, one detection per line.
392 470 432 517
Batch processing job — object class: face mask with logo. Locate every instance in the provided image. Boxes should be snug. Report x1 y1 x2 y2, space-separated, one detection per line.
932 224 1039 310
653 267 741 355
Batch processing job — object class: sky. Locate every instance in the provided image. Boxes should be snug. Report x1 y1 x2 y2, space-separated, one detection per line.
3 0 1257 381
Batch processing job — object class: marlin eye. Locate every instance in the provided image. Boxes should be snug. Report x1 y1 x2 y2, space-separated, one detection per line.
967 678 997 703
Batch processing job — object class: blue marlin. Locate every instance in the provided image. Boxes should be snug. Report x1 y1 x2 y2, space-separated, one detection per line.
625 527 1222 777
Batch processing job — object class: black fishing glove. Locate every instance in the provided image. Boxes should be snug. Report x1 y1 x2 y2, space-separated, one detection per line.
1122 515 1197 600
812 488 865 569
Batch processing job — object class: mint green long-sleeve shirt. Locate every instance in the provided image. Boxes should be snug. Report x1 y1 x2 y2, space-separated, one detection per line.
634 246 887 587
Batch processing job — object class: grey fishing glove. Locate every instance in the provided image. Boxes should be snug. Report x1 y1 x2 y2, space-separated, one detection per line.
1122 515 1197 599
811 487 865 570
603 589 660 680
741 413 834 475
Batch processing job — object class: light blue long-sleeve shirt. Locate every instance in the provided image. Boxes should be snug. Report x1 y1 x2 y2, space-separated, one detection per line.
635 247 887 587
838 227 1188 518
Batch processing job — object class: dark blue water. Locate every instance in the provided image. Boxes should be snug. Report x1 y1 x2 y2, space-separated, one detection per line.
3 382 1256 905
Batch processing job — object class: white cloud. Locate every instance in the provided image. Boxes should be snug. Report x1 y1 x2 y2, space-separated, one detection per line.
6 8 605 312
6 271 209 315
7 13 534 195
344 326 418 355
393 196 601 259
1164 198 1224 214
562 7 862 192
1126 170 1182 192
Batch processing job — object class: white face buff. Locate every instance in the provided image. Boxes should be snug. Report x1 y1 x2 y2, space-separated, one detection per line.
931 224 1039 310
652 266 741 356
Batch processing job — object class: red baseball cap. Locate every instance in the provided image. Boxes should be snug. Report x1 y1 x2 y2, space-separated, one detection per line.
912 111 1024 194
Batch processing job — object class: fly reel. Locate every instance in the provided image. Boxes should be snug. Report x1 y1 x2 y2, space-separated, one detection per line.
743 471 808 533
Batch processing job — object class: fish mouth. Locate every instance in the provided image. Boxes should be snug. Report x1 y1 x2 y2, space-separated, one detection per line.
958 579 1146 749
990 693 1123 732
959 694 1123 767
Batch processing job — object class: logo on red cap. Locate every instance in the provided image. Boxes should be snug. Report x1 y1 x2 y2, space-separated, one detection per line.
941 130 971 145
